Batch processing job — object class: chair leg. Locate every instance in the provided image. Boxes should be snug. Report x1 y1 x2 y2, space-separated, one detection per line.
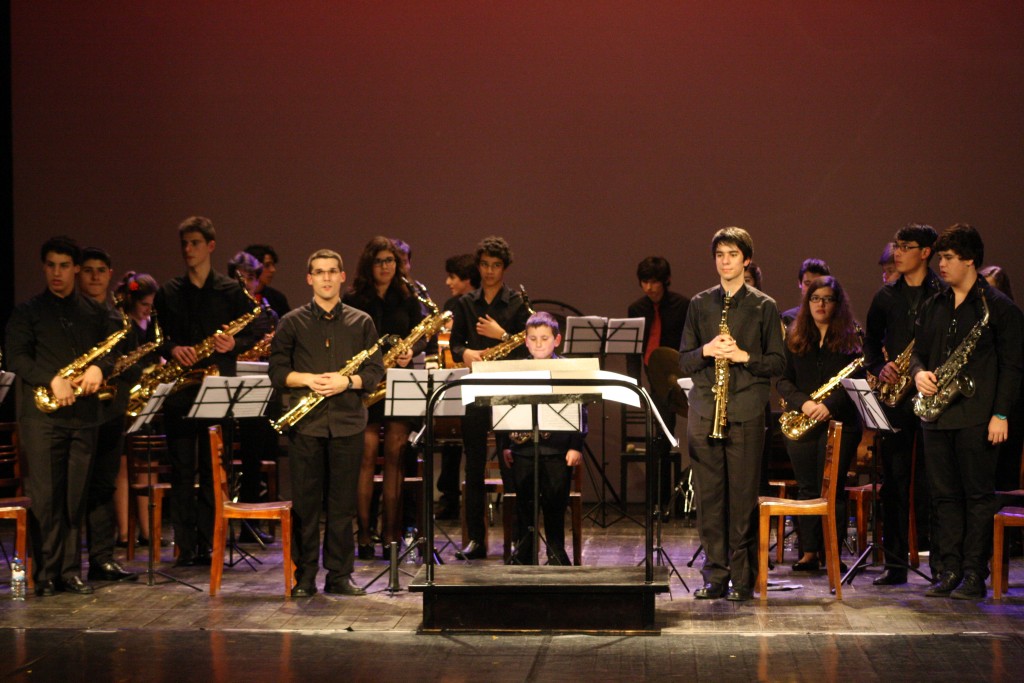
757 508 771 601
571 495 583 566
823 512 842 600
460 482 469 547
152 490 164 562
501 495 515 563
992 515 1005 600
16 509 31 589
855 493 868 555
126 497 137 561
210 517 226 596
280 513 293 596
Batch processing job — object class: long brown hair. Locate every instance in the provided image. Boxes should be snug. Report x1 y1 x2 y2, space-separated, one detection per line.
350 236 410 298
786 276 861 356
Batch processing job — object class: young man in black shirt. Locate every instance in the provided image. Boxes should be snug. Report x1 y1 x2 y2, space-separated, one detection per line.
910 224 1023 600
269 248 385 597
679 227 786 601
863 223 943 585
6 236 123 596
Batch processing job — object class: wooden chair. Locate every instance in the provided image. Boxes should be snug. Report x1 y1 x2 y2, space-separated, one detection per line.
0 423 33 589
993 506 1024 600
766 478 797 564
618 406 681 512
757 420 844 601
502 462 584 565
124 432 173 561
208 425 293 597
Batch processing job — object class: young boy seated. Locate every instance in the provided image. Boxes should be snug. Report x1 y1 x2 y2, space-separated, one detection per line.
502 312 585 566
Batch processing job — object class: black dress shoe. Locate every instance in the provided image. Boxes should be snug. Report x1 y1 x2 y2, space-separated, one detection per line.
325 577 366 596
726 586 753 602
60 576 94 595
925 570 963 597
35 579 56 597
193 549 213 567
791 558 821 572
455 541 486 560
357 544 375 560
88 560 139 582
291 583 318 598
174 553 197 568
950 571 986 600
873 569 907 586
238 526 275 545
694 582 726 599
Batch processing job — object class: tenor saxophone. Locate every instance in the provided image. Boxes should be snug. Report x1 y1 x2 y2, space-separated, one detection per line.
125 282 264 417
865 339 915 407
34 307 131 413
363 279 453 408
912 294 989 422
272 334 398 433
708 290 733 440
450 285 535 367
780 356 864 440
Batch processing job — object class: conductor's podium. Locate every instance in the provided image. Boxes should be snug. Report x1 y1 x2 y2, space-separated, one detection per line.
409 565 669 633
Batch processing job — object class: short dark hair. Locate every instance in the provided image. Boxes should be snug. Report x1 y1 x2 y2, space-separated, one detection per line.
711 227 753 261
244 244 278 264
798 258 830 282
476 236 513 268
178 216 216 242
307 249 343 273
445 254 481 288
82 246 112 268
40 235 82 264
745 261 763 289
227 251 263 280
526 311 560 336
894 223 938 252
636 257 671 286
934 223 984 267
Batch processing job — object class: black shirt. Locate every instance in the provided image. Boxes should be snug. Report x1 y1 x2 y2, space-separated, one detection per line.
776 329 864 433
449 284 531 362
343 284 426 353
261 285 291 320
908 278 1024 430
5 289 123 425
626 289 690 380
269 299 385 438
678 284 786 423
864 269 944 379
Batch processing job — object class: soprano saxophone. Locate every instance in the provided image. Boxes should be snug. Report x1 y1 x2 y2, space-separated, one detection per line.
363 279 453 408
912 293 989 422
779 356 864 440
272 334 399 433
33 307 131 413
708 290 733 440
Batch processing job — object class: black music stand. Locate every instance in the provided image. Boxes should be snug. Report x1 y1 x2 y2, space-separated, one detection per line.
188 374 274 570
563 315 645 528
840 378 932 585
127 381 202 591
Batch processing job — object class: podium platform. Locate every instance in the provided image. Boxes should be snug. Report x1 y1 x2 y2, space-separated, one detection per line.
408 565 669 633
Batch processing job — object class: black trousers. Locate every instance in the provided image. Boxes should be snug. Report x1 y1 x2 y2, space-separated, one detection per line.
20 418 95 583
461 404 513 544
163 398 216 557
437 442 462 504
688 415 764 590
86 416 125 564
785 424 859 554
880 418 937 572
288 431 362 586
923 423 998 579
511 451 571 564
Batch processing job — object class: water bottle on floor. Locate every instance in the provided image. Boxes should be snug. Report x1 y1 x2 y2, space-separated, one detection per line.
11 554 26 601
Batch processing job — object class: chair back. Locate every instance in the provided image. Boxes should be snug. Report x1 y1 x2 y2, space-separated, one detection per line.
208 425 229 511
620 406 648 450
124 432 172 482
820 420 844 502
0 423 25 496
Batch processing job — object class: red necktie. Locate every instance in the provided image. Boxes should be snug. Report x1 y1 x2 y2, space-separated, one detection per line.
644 305 661 365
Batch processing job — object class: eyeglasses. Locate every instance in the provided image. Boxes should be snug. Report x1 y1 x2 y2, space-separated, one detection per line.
892 242 922 253
374 257 396 267
809 295 836 304
311 268 342 278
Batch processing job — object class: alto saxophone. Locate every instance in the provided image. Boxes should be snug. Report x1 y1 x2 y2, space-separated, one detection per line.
125 281 264 417
912 294 989 422
865 339 915 407
780 356 864 440
363 279 453 408
272 334 399 433
238 330 275 362
708 290 733 440
451 285 536 367
34 307 131 413
110 315 163 379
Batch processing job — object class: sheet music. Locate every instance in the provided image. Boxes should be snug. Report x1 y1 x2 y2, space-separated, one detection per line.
492 402 583 432
841 377 897 433
384 367 469 417
128 382 175 434
562 316 609 355
0 371 14 406
606 317 645 355
187 375 274 419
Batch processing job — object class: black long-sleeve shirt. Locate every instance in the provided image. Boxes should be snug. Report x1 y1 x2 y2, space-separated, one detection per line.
678 283 786 423
5 289 123 425
626 289 690 381
908 278 1024 430
343 284 427 356
776 330 864 433
269 300 385 438
449 284 531 362
864 269 944 379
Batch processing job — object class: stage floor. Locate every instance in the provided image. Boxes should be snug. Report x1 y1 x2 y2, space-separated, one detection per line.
1 513 1023 681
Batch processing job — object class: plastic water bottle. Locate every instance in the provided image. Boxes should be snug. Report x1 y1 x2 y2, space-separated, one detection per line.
11 554 26 601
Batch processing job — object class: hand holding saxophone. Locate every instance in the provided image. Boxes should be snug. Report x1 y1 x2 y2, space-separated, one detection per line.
801 400 831 422
301 371 358 397
913 369 938 396
703 333 749 364
878 360 902 385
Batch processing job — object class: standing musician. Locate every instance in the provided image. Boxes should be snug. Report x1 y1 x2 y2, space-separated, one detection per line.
910 224 1023 600
627 257 690 518
449 236 531 560
5 236 124 596
78 247 138 583
343 236 425 559
269 248 385 597
863 223 943 585
678 227 786 601
154 216 256 567
777 276 863 573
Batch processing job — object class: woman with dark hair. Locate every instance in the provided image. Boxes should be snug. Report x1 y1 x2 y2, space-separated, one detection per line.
344 236 426 558
777 275 864 572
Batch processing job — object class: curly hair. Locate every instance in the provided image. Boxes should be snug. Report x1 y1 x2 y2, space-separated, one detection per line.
350 236 410 297
786 276 861 356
